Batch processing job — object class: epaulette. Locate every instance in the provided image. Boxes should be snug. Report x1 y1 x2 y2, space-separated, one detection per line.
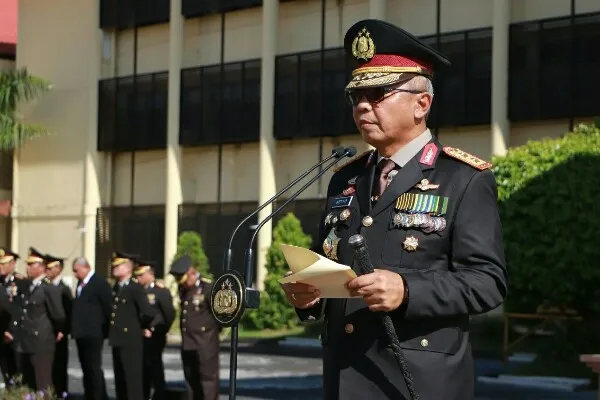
154 280 165 288
333 150 373 173
443 147 492 171
201 277 212 284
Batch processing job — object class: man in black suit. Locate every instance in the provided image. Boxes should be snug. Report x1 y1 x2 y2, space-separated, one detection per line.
71 256 112 400
0 247 24 387
44 253 73 397
134 261 175 400
282 19 507 400
14 247 65 392
108 251 156 400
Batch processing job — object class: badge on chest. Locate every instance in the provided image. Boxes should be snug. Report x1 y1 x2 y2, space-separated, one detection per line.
322 199 355 260
147 293 155 305
392 193 448 234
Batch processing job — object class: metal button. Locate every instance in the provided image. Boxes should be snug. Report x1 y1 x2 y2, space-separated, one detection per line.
124 328 128 332
110 321 114 325
184 301 188 305
122 299 126 303
362 216 373 227
421 338 428 347
182 327 187 332
200 326 206 332
345 323 354 334
115 297 119 302
111 313 115 317
182 310 187 314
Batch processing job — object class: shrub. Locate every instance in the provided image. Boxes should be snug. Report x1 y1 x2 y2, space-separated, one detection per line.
241 212 312 330
1 375 61 399
492 123 600 316
172 231 211 280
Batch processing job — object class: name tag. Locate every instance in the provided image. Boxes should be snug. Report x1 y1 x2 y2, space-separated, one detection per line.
332 196 353 208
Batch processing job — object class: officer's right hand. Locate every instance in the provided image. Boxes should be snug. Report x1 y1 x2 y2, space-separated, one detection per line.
281 272 321 309
3 331 13 343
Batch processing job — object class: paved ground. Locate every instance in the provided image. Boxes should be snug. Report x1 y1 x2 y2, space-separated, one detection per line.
53 340 596 399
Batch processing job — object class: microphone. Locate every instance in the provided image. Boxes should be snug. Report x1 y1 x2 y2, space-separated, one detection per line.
222 146 348 273
243 145 357 285
348 234 419 400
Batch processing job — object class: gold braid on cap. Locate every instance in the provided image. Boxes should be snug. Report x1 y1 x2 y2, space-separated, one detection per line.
351 65 427 76
46 261 60 269
134 265 151 276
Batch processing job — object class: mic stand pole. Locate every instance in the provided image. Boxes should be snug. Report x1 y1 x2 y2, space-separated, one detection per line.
209 148 355 400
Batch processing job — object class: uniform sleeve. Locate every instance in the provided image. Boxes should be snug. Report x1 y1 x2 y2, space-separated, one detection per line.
157 289 176 332
135 284 157 329
62 285 74 335
401 169 508 319
45 284 66 332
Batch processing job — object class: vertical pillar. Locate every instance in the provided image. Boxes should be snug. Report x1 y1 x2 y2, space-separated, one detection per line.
10 151 19 253
256 0 278 292
369 0 387 20
164 0 184 272
83 13 103 266
491 0 510 157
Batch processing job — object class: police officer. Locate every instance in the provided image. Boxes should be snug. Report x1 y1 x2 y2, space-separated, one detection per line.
108 251 156 400
282 19 507 400
134 261 175 400
170 255 219 400
0 247 25 387
15 247 66 391
44 253 73 397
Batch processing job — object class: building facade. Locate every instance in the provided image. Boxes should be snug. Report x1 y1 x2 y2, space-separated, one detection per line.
12 0 600 287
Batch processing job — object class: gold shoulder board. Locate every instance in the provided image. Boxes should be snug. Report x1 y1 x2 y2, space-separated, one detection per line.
443 147 492 171
333 150 373 173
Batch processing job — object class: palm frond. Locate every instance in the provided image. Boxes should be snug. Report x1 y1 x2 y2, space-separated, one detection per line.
0 67 52 114
0 113 51 151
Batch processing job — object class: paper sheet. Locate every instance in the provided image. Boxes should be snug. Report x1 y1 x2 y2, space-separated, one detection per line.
278 244 357 298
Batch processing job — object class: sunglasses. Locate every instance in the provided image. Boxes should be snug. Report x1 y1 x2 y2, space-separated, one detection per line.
345 87 424 106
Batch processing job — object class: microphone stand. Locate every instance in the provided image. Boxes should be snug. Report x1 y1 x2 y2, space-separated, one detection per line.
229 155 348 400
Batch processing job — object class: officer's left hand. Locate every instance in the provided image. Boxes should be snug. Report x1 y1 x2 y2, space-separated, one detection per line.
346 269 405 312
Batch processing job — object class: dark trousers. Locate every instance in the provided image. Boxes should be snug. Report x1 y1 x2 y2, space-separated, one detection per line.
52 338 69 396
17 351 54 391
0 341 17 386
181 349 219 400
143 337 167 400
113 344 144 400
76 338 108 400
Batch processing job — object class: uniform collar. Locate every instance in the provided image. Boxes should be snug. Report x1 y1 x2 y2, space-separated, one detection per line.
377 128 433 167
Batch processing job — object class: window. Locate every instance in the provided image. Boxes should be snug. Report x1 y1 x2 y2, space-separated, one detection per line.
274 48 356 139
98 71 168 152
100 0 170 30
509 12 600 122
180 60 261 146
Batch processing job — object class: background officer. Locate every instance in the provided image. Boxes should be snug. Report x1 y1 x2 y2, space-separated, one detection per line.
0 247 24 387
16 247 65 391
170 255 220 400
283 19 507 400
44 253 73 397
134 260 175 400
108 251 156 400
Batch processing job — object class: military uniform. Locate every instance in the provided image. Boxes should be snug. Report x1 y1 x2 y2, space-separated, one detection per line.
45 254 73 397
135 261 176 400
0 247 25 387
15 248 66 391
296 20 507 400
170 255 220 400
108 251 156 400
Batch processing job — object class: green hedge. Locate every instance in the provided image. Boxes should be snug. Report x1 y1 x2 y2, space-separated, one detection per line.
492 123 600 316
241 212 312 330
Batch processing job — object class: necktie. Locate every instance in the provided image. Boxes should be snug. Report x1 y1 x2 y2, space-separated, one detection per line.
375 158 397 198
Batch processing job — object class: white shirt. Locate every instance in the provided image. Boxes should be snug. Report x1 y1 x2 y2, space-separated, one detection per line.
77 270 94 297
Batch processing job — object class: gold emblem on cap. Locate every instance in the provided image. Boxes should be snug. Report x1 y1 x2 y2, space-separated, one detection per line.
213 279 238 316
352 27 376 61
403 235 419 252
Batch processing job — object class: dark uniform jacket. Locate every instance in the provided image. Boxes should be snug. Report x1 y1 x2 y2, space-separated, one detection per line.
146 282 175 338
298 136 508 400
15 277 65 354
0 273 29 337
108 279 155 347
180 278 219 351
